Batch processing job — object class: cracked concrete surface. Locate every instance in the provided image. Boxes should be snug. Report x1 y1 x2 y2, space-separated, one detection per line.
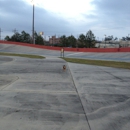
0 43 130 130
68 63 130 130
0 43 130 62
0 56 90 130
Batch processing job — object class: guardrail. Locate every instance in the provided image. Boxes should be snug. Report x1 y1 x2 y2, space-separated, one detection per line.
0 40 130 52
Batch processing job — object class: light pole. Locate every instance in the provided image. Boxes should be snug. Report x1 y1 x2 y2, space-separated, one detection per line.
32 0 35 44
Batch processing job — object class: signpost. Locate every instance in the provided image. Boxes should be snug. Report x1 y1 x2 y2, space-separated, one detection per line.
61 48 64 57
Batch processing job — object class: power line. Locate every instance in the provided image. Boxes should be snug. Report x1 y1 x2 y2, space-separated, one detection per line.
12 28 18 33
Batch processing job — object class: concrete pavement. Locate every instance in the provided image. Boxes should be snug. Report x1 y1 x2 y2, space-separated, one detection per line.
0 43 130 62
68 63 130 130
0 43 130 130
0 56 90 130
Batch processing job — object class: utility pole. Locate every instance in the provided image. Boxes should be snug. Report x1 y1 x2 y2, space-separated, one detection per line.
32 0 35 44
12 28 18 33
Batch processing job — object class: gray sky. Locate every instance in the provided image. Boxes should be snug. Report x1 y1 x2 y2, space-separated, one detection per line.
0 0 130 40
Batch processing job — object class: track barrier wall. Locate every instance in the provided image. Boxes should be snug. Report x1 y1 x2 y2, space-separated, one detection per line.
0 40 130 52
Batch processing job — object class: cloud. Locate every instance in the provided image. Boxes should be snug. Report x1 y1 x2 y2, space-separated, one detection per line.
0 0 130 40
0 0 73 38
89 0 130 37
0 0 32 33
93 0 129 13
70 0 130 38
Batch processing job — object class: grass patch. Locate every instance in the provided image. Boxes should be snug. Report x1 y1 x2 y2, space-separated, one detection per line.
0 52 45 59
62 57 130 69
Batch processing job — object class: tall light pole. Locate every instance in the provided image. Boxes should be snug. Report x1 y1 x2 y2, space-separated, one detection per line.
32 0 35 44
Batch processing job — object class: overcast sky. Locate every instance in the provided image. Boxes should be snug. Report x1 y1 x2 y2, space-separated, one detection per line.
0 0 130 40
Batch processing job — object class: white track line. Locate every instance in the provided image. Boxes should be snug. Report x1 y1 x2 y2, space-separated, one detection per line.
66 52 84 56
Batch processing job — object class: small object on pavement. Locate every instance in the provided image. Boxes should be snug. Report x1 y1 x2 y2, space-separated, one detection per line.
63 65 66 70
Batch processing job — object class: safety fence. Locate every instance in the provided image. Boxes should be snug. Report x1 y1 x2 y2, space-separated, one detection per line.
0 40 130 52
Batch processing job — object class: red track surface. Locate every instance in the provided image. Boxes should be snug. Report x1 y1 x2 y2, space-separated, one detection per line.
0 40 130 52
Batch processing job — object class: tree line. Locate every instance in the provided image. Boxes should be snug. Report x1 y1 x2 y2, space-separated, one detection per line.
56 30 96 48
104 35 130 42
5 31 44 45
5 30 96 48
4 30 130 48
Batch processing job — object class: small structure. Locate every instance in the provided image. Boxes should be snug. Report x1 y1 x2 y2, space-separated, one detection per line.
95 41 130 48
49 36 60 45
120 41 130 47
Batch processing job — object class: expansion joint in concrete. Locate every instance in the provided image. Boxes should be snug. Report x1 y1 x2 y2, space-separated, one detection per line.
67 62 92 130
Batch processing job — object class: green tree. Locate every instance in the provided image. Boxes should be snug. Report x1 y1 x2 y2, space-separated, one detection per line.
34 32 44 45
78 34 86 48
11 32 21 42
4 31 31 43
4 36 11 41
67 35 77 47
121 36 130 41
78 31 96 48
4 31 44 45
20 31 31 43
60 35 68 47
86 30 95 48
